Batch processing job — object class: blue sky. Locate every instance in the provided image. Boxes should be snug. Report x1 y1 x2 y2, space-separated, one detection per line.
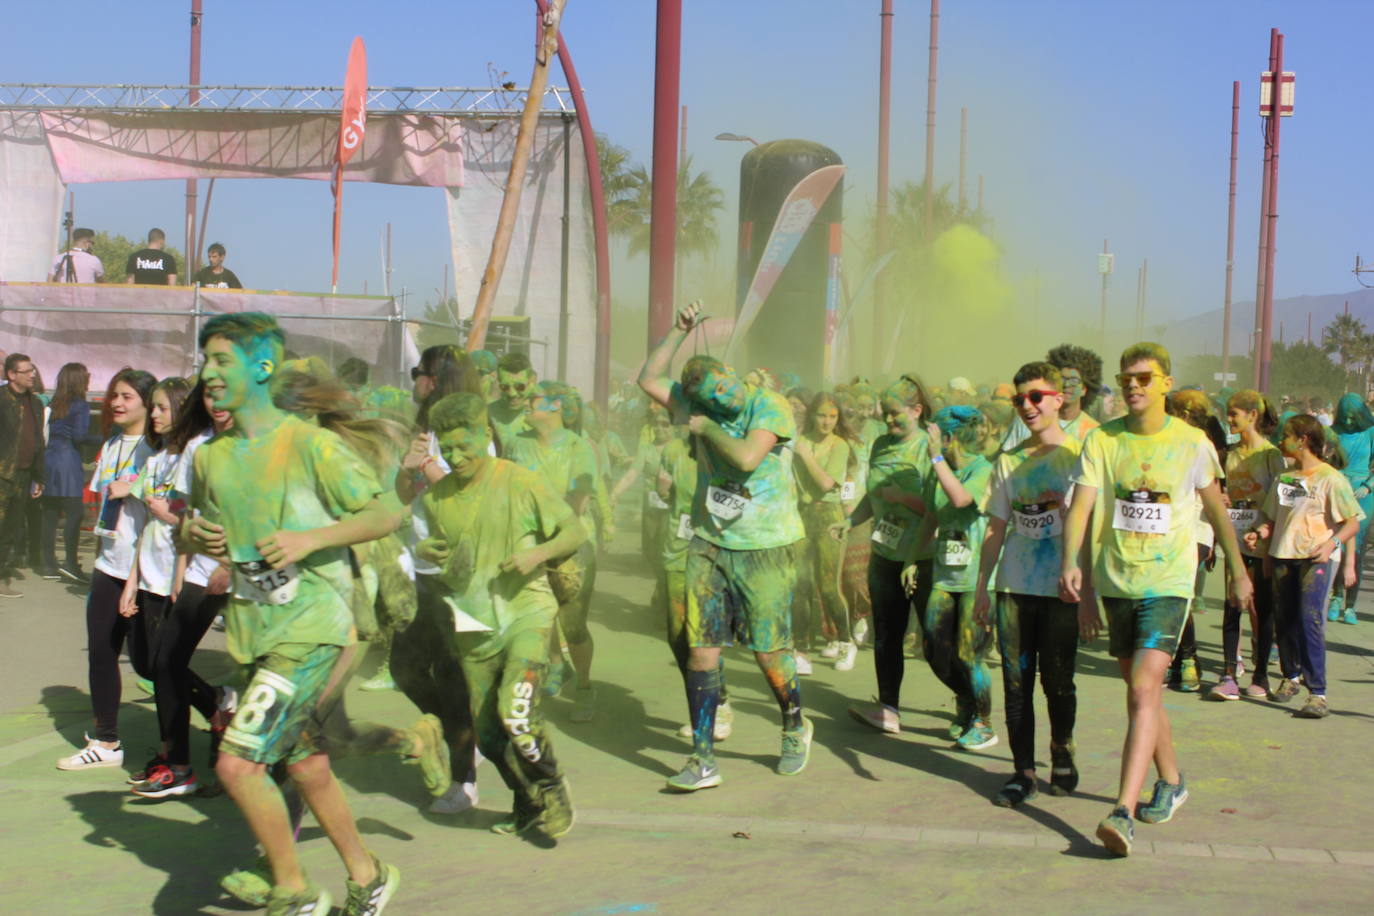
5 0 1370 333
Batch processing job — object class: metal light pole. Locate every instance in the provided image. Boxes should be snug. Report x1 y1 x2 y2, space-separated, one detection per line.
715 132 759 147
875 0 893 370
648 0 683 347
1251 29 1277 384
1098 239 1112 351
1222 80 1239 379
185 0 203 276
1257 30 1291 393
958 106 967 211
922 0 939 240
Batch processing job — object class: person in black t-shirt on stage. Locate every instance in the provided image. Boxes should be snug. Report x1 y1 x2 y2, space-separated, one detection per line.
124 228 178 285
192 242 243 289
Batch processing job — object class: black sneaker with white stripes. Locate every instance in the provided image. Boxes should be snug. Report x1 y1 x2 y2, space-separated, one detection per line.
343 857 401 916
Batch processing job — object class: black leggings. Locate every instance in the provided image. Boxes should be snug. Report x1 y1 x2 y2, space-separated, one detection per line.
996 593 1078 773
391 574 477 782
1223 554 1277 685
41 496 84 570
87 569 154 742
143 583 226 766
869 554 931 710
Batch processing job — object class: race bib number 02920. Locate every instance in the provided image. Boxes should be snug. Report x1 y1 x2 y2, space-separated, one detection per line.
233 560 301 606
1112 497 1171 535
1011 503 1059 540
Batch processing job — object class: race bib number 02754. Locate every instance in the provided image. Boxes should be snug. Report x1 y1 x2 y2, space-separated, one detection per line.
706 484 749 521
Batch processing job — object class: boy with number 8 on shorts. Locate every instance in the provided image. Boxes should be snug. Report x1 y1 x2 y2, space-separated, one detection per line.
416 392 586 840
1059 342 1253 857
183 313 405 916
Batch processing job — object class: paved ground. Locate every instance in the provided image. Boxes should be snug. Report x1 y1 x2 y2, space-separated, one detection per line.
3 514 1373 914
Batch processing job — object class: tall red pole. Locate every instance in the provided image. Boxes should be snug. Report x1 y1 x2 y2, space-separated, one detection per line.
534 0 614 404
185 0 203 277
922 0 939 241
1258 31 1284 393
647 0 682 348
1251 29 1277 387
875 0 893 369
1221 80 1239 380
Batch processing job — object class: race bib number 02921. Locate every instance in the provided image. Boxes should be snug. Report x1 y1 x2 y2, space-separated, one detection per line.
1112 497 1171 535
233 560 301 606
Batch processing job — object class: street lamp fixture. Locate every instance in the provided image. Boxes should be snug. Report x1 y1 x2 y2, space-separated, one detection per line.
715 132 759 146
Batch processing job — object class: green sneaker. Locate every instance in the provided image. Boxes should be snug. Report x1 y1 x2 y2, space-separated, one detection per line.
777 717 814 776
531 779 576 839
666 755 722 792
219 856 271 907
1177 659 1201 693
1328 597 1343 622
343 857 400 916
491 795 539 835
406 714 451 797
948 697 972 739
955 721 999 751
266 883 332 916
357 669 396 692
1137 773 1188 824
1342 608 1359 626
1096 805 1134 857
1269 679 1301 704
136 677 155 697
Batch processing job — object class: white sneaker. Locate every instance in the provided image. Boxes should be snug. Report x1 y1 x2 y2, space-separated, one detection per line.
794 652 813 676
834 642 858 672
848 701 901 734
853 618 870 647
57 734 124 770
428 781 479 815
819 641 841 659
676 702 734 741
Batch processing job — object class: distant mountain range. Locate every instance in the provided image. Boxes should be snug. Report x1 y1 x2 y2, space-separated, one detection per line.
1161 288 1374 356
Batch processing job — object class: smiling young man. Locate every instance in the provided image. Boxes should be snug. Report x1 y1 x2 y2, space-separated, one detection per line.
182 312 403 915
1001 344 1102 450
490 352 536 452
974 361 1091 808
1059 342 1253 857
416 392 585 840
639 301 811 792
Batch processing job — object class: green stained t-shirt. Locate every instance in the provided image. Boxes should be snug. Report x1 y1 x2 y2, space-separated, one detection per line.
931 454 994 592
487 399 529 453
191 415 384 664
1073 416 1221 600
659 436 699 573
668 382 805 551
988 436 1082 598
867 432 936 562
421 459 571 654
504 427 600 546
796 433 853 506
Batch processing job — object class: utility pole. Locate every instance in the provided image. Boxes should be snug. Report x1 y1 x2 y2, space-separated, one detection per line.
958 106 967 212
675 103 687 305
1252 29 1277 386
185 0 203 275
1222 81 1239 379
875 0 893 366
1135 264 1144 337
977 174 984 212
922 0 939 241
1257 29 1290 392
1098 238 1112 351
648 0 682 347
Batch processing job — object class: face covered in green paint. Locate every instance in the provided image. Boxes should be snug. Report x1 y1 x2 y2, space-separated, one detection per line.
691 367 748 418
437 422 492 481
497 368 536 411
527 392 564 429
880 395 922 439
200 335 270 414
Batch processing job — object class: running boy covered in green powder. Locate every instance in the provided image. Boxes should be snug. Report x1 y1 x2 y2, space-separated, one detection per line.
181 313 404 916
417 392 585 840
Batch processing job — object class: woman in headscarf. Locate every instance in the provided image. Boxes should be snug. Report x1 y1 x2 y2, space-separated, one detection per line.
1329 393 1374 625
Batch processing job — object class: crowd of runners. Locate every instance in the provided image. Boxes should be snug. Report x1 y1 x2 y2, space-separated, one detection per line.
33 299 1373 914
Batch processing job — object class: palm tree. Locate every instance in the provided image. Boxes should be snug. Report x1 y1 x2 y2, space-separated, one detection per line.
595 133 641 238
618 155 724 301
1322 312 1367 391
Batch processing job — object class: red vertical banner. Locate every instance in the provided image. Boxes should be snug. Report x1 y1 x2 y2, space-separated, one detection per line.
332 37 367 291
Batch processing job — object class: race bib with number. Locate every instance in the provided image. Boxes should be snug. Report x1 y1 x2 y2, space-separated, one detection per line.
942 534 973 567
1227 506 1258 532
646 490 670 511
676 513 693 541
872 516 906 548
1112 491 1172 535
1277 479 1308 507
841 481 857 501
233 560 301 606
705 483 750 521
1011 502 1059 540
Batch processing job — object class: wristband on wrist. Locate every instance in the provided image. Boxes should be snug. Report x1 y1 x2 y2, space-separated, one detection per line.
931 453 945 464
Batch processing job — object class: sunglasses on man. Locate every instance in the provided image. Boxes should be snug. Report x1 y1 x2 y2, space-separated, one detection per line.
1011 389 1059 408
1115 372 1164 390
